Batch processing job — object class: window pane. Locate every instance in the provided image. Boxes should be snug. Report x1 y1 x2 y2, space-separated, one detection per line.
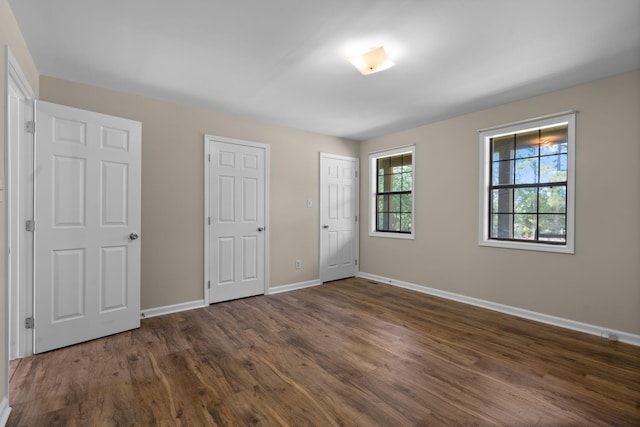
492 135 513 161
538 214 567 242
514 188 537 213
514 158 539 184
389 213 403 232
390 155 403 170
379 175 387 192
515 129 539 159
391 194 401 211
539 186 566 213
400 194 412 212
391 173 403 191
514 214 536 240
492 188 512 214
378 172 386 193
377 212 387 231
377 195 387 213
540 154 567 183
400 212 412 232
492 160 513 185
401 172 412 191
491 214 512 239
378 158 390 174
540 125 568 155
402 153 412 172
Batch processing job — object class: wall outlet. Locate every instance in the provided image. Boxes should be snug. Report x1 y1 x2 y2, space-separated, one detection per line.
307 199 312 208
601 330 619 341
295 259 302 269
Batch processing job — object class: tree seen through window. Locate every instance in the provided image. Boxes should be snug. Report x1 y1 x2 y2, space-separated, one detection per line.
490 124 568 243
376 153 412 233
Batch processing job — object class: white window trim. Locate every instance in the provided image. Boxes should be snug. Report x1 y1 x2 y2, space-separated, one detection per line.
478 111 576 254
369 145 416 240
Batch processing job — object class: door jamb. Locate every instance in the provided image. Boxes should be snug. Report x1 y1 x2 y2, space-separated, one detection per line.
5 46 36 361
203 134 270 304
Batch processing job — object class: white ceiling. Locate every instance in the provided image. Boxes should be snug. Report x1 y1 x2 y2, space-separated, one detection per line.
9 0 640 141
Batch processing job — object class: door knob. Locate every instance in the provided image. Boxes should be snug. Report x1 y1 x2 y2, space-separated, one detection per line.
323 225 329 229
129 232 139 240
257 227 265 232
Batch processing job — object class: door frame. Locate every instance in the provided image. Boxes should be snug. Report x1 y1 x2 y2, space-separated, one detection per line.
5 47 36 360
319 153 359 283
203 135 270 304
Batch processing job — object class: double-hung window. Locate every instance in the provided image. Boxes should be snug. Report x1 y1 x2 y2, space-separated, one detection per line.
479 112 575 253
369 145 415 239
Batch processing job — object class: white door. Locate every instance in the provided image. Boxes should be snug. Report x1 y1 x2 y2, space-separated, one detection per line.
206 136 268 303
320 153 359 282
34 101 141 353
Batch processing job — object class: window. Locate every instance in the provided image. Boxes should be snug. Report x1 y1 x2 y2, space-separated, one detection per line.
369 145 415 239
479 112 575 253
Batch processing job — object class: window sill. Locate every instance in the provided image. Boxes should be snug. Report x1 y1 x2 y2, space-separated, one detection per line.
369 231 415 240
479 238 574 254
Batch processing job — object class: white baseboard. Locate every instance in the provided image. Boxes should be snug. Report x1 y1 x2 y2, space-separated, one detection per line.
0 397 11 427
141 299 207 319
268 279 322 295
358 272 640 346
140 279 324 319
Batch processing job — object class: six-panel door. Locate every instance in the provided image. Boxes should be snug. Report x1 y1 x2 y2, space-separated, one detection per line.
34 101 141 353
320 154 358 282
209 139 266 303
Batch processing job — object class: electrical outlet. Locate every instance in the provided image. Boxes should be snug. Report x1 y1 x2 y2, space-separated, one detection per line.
601 330 619 341
307 199 312 208
295 259 302 269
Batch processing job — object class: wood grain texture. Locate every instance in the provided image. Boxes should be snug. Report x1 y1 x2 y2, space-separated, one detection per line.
9 278 640 426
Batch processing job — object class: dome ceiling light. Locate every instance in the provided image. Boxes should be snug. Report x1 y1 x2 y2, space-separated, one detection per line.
348 46 395 75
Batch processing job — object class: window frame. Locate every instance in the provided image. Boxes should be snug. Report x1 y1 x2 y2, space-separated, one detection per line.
478 111 576 254
369 145 416 239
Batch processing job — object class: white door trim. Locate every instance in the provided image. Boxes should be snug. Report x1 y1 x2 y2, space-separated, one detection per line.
5 46 36 362
319 153 359 282
203 135 270 304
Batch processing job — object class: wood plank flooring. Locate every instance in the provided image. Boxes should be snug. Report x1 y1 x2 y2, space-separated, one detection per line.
8 277 640 426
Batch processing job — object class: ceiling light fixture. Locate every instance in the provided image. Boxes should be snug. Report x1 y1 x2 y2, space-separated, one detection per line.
348 46 395 75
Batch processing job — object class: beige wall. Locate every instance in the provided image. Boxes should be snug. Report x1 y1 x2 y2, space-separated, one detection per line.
39 76 359 309
33 71 640 336
360 70 640 335
1 0 39 411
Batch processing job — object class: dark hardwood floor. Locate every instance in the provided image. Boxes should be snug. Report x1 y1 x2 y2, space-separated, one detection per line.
8 277 640 426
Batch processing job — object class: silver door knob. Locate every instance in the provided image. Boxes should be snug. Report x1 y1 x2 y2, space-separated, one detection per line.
257 227 265 232
323 225 329 229
129 232 139 240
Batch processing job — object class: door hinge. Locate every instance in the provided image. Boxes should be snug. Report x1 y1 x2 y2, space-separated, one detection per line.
355 170 358 178
355 259 358 266
25 317 34 329
208 217 211 225
25 220 35 232
207 280 211 289
208 154 211 162
25 121 35 134
355 215 358 222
